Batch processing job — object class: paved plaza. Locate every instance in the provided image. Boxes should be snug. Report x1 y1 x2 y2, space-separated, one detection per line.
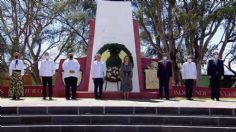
1 97 236 108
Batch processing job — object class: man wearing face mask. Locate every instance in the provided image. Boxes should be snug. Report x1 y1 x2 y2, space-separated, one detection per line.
207 51 224 101
62 53 80 100
181 56 197 100
9 52 24 100
92 54 106 99
39 52 55 100
157 53 172 100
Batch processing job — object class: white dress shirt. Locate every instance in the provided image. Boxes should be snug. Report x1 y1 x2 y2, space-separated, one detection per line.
181 62 197 80
39 59 55 77
62 59 80 78
9 59 24 76
92 60 106 78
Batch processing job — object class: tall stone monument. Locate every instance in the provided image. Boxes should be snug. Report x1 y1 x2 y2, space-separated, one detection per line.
88 1 140 92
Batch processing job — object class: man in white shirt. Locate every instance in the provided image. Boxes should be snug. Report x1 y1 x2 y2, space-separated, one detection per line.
62 53 80 100
181 56 197 100
39 52 55 100
92 54 106 99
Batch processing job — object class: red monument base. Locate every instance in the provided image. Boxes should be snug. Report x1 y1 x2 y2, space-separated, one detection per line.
1 85 236 98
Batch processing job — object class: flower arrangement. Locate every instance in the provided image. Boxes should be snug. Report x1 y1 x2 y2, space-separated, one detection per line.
106 66 121 82
98 43 133 82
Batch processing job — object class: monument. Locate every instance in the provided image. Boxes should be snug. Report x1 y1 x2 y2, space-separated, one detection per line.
88 1 140 92
0 1 235 98
53 1 161 98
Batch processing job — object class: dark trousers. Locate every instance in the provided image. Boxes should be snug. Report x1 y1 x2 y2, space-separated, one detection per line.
42 77 53 98
159 78 170 99
64 77 78 99
185 79 193 99
210 76 221 100
94 78 104 99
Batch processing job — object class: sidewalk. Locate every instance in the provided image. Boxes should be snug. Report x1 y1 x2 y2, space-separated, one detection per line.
1 97 236 108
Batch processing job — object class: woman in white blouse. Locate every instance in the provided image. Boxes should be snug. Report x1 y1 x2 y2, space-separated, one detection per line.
9 52 24 100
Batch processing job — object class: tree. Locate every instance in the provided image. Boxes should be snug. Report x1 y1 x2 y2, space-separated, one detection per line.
0 0 96 84
53 0 96 57
223 44 236 76
133 0 236 85
177 1 236 85
133 0 189 84
0 32 7 74
0 0 63 83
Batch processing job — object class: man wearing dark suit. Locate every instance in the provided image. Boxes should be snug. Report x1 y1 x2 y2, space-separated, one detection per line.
157 53 172 100
207 51 224 101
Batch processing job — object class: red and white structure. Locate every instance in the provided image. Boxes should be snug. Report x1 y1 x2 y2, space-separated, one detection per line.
1 1 235 98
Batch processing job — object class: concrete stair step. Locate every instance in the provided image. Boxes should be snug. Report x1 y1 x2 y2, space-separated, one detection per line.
2 106 235 132
2 106 236 116
1 124 236 132
2 115 236 127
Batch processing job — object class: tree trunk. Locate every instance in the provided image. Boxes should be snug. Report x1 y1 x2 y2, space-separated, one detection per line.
171 53 182 85
196 58 203 86
32 61 41 84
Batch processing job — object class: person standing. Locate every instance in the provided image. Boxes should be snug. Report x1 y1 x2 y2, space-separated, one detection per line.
92 54 106 99
157 53 172 100
62 53 80 100
39 52 55 100
207 51 224 101
8 52 24 100
120 56 133 99
181 56 197 100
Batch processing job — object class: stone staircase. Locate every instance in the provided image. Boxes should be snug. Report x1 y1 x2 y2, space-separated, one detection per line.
1 106 236 132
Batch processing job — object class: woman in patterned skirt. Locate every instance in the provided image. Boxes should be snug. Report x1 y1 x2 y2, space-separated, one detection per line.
120 56 133 99
8 52 24 100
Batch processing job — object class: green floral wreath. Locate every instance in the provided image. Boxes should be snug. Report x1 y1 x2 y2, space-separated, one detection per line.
98 43 133 82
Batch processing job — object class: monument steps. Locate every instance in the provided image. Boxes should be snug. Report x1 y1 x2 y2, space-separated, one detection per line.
2 115 236 126
1 106 236 132
2 125 236 132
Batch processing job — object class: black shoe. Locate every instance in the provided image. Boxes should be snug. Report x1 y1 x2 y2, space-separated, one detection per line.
16 97 20 100
71 97 77 100
12 97 16 100
49 97 53 100
216 98 220 101
95 96 99 100
187 98 193 100
43 97 47 100
66 98 70 100
166 98 170 100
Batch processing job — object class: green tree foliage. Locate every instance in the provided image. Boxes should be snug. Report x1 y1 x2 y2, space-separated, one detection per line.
0 0 96 84
53 0 96 56
133 0 236 85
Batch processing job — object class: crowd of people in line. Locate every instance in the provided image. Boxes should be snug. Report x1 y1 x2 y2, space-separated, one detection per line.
8 51 224 101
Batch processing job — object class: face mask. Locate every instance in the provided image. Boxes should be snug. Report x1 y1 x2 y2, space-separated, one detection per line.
15 56 18 59
69 56 73 60
214 55 219 59
163 56 167 60
187 59 192 63
45 56 49 60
